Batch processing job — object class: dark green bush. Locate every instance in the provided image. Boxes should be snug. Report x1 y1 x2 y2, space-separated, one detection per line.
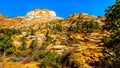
82 21 101 33
0 28 22 36
18 36 26 50
39 51 60 68
16 51 29 57
68 20 101 34
68 24 82 33
33 51 47 61
53 24 63 32
29 40 36 50
0 34 16 56
30 28 35 35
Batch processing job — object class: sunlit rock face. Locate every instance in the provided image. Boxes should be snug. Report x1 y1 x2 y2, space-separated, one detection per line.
0 14 5 19
25 8 62 21
26 8 56 17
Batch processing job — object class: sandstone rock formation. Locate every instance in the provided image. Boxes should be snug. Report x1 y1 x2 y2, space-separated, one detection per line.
26 8 56 17
25 8 62 21
0 8 62 28
0 14 5 19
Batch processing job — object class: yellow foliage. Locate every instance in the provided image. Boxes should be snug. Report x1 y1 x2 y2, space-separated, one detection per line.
0 62 39 68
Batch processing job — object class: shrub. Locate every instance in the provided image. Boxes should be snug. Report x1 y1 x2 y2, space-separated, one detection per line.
39 51 60 68
68 24 82 33
82 21 101 33
53 24 63 32
0 34 16 56
33 51 47 61
30 28 35 35
18 36 26 50
14 50 30 58
0 28 22 36
58 53 71 67
29 40 36 50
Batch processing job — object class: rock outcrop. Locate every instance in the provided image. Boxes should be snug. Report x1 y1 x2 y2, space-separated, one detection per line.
0 14 5 19
26 8 56 17
25 8 62 21
0 8 62 28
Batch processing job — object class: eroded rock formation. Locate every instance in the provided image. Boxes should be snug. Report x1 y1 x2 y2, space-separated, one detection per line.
26 8 56 17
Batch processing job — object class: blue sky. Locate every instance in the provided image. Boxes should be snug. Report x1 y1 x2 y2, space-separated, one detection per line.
0 0 115 18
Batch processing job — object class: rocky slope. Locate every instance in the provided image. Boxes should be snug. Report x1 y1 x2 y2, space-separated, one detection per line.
0 9 109 68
